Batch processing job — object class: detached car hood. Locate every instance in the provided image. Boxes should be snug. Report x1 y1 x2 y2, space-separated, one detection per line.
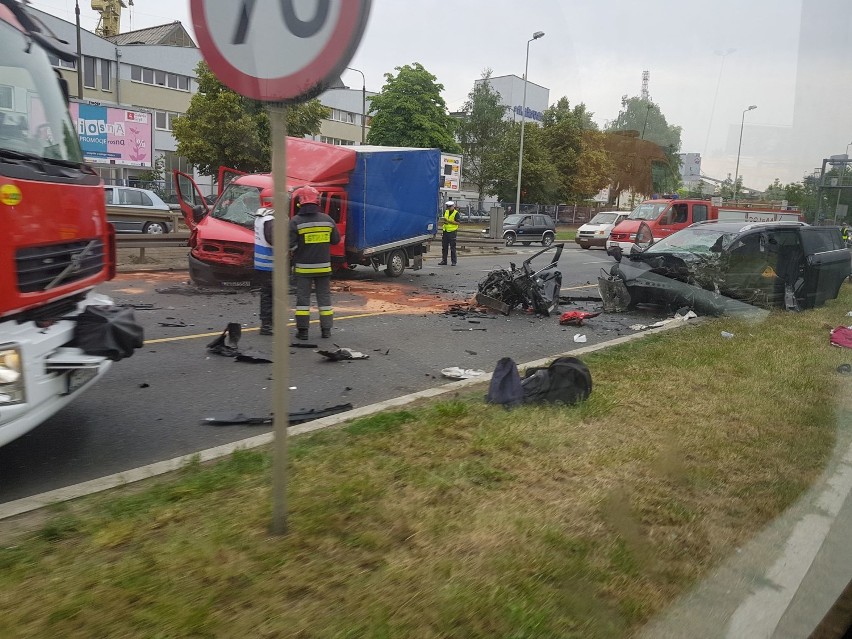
195 215 254 244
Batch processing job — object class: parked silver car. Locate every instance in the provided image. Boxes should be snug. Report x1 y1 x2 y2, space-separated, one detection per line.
105 186 172 234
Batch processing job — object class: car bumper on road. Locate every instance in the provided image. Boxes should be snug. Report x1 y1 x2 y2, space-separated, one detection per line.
575 236 607 248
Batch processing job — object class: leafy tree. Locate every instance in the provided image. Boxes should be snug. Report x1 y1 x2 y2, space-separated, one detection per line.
540 97 593 201
764 178 786 201
599 131 669 205
572 130 614 200
135 154 166 196
607 96 682 197
366 63 460 152
718 175 743 200
172 61 329 176
491 122 560 206
456 69 509 210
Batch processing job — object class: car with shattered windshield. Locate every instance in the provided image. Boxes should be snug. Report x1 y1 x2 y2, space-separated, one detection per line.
604 221 850 315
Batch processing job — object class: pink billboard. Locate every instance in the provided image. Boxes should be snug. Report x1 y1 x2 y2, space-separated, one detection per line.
67 101 153 167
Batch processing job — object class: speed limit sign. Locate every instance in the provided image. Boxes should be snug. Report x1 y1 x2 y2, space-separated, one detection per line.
191 0 372 102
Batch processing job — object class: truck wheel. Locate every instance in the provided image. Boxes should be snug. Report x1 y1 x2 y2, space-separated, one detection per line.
580 244 591 249
385 249 406 277
504 233 516 246
541 232 554 247
143 221 167 234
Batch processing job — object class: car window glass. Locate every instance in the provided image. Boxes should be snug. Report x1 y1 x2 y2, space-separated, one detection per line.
328 195 343 223
672 203 689 224
801 228 843 253
140 192 153 207
211 184 263 228
693 204 708 223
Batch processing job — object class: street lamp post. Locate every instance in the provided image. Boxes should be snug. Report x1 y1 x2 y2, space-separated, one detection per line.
346 67 366 144
733 104 757 203
514 31 544 216
75 0 84 98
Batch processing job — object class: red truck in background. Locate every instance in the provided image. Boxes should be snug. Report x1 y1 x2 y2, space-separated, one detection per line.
606 198 803 259
0 1 137 447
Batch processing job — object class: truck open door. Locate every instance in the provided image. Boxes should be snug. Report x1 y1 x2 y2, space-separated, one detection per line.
173 170 209 231
218 166 247 198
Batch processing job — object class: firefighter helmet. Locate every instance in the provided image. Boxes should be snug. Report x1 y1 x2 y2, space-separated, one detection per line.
293 185 320 206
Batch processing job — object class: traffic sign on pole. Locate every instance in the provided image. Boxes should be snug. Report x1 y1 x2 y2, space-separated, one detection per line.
190 0 371 103
189 0 372 535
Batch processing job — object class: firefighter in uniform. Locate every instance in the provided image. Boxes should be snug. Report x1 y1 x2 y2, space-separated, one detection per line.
438 200 459 266
253 206 275 336
290 185 340 340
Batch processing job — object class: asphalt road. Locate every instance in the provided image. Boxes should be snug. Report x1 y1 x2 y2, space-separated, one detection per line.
0 244 666 504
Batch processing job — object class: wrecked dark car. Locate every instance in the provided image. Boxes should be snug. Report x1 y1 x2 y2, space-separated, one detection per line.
600 221 850 315
477 243 564 315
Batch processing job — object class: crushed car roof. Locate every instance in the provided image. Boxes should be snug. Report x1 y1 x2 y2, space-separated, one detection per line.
689 220 810 233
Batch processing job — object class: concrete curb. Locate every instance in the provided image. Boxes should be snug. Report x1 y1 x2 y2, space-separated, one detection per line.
0 324 676 521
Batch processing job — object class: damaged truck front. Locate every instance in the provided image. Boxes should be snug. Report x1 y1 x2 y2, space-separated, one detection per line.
600 221 850 315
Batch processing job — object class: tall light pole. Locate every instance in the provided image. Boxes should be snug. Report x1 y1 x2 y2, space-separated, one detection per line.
75 0 84 98
514 30 544 216
703 48 736 158
346 67 367 144
733 104 757 203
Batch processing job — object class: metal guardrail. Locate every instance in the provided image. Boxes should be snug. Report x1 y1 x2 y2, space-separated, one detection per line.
115 232 190 249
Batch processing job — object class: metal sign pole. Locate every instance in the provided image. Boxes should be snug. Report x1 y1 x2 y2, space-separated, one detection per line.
269 103 290 535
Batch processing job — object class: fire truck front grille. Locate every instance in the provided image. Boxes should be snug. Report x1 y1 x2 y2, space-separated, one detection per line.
16 240 105 293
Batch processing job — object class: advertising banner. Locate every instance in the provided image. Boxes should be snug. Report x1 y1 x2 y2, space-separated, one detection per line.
440 153 462 191
68 102 153 167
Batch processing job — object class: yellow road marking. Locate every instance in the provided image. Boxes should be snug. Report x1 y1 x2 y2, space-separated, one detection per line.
560 284 598 291
144 311 388 345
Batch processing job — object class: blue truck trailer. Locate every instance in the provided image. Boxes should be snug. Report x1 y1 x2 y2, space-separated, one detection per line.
174 138 442 283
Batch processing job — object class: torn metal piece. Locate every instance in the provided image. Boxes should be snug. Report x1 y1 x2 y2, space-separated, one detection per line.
441 367 486 380
202 403 354 426
559 311 601 326
206 323 242 357
235 349 272 363
290 342 319 348
288 403 353 424
318 348 369 361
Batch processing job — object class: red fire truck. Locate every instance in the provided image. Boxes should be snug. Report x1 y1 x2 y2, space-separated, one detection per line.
0 1 139 447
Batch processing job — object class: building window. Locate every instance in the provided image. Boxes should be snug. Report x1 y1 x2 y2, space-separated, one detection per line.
155 111 168 130
320 136 354 146
101 59 111 91
168 113 179 130
131 66 191 92
330 109 356 124
0 85 12 110
83 56 96 89
47 54 77 70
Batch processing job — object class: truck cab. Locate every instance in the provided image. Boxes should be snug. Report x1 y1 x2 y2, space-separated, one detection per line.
607 199 711 258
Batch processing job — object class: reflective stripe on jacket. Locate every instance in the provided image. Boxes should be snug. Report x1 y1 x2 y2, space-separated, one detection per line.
442 209 459 232
254 212 274 271
289 203 341 277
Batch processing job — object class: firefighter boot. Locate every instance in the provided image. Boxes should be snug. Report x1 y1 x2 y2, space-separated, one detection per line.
296 329 309 341
321 328 331 338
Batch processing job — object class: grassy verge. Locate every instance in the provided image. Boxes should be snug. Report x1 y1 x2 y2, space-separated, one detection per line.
2 288 851 638
556 229 577 241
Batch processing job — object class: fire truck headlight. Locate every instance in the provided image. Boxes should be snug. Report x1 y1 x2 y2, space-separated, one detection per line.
0 347 24 405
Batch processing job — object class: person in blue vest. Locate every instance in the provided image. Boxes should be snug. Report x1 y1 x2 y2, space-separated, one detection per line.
253 206 275 335
290 185 340 340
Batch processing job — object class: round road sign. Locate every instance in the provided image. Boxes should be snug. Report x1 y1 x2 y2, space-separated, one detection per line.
191 0 371 103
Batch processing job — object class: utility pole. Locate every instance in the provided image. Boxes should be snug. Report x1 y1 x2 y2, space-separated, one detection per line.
75 0 84 98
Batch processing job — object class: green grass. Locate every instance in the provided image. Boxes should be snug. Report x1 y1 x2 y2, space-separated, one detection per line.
556 229 577 241
2 287 851 638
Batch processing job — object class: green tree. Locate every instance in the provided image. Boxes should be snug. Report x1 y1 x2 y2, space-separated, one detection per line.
172 61 329 176
572 130 614 200
366 63 460 152
540 97 594 201
607 96 682 196
492 122 560 206
764 178 786 201
456 69 509 210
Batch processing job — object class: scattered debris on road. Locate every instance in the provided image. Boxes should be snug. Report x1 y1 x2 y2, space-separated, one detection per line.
441 367 486 380
202 403 354 426
318 348 369 361
559 310 601 326
475 244 564 316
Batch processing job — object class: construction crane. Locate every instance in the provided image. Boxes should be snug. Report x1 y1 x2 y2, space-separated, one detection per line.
91 0 133 38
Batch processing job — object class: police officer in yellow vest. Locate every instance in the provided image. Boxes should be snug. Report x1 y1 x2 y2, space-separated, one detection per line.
438 200 459 266
290 185 340 340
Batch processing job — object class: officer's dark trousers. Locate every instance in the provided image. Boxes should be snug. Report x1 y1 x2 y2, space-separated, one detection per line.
257 270 273 327
295 275 333 332
442 230 457 264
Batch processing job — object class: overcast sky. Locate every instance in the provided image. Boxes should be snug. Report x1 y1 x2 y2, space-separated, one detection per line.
29 0 851 189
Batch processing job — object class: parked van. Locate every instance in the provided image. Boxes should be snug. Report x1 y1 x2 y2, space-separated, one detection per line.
575 210 628 249
105 186 173 234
